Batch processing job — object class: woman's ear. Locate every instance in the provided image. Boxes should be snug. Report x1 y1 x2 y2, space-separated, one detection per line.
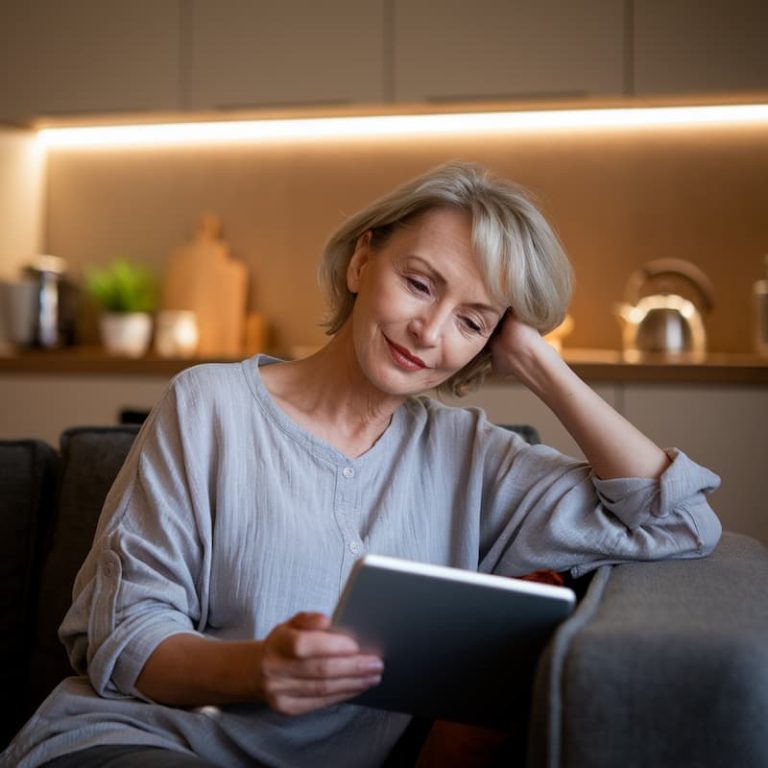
347 231 373 293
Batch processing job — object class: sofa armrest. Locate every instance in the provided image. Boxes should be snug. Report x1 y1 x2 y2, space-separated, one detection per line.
529 532 768 768
0 439 58 748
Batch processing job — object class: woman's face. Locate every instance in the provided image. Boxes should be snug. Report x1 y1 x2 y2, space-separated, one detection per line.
346 208 505 396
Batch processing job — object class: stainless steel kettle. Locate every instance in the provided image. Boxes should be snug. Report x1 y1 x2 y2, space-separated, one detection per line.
615 258 714 360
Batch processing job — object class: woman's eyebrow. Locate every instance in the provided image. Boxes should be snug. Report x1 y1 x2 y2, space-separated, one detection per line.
407 255 446 285
471 303 503 318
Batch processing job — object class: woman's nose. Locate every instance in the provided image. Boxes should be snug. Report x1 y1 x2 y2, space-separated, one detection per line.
409 307 447 347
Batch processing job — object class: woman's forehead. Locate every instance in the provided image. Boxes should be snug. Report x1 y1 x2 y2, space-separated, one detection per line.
390 211 506 313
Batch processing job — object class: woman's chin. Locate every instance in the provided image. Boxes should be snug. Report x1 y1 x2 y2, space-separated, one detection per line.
363 363 446 397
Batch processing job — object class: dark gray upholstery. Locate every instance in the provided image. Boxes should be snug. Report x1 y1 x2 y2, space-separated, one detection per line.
20 427 140 731
0 440 57 746
530 533 768 768
502 424 541 445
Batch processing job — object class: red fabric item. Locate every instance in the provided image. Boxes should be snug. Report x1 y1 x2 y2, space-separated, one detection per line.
416 721 512 768
516 569 565 587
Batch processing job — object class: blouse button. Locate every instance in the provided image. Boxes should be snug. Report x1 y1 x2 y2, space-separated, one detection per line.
349 541 360 554
342 467 355 479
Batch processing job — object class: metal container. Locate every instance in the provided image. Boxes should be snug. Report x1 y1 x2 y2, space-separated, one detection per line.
615 258 714 361
23 255 77 348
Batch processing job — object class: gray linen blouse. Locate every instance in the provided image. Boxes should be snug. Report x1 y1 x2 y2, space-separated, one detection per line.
1 355 722 768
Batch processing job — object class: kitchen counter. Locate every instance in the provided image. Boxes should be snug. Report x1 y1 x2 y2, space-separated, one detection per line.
0 345 234 377
555 348 768 385
1 346 768 385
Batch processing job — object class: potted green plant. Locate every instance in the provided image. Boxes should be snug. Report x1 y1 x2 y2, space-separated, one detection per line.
85 260 157 357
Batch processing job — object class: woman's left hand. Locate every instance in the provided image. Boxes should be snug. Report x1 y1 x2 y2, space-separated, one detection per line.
489 311 554 381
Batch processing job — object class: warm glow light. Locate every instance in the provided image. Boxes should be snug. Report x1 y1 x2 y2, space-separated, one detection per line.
37 104 768 148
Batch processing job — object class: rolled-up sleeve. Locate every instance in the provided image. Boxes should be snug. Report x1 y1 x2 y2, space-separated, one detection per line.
59 371 213 699
477 421 722 578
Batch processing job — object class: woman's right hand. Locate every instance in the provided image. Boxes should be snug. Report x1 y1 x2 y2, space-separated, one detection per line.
136 612 382 712
255 611 384 716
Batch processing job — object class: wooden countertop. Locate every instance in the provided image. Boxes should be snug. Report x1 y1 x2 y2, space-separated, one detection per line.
553 348 768 385
1 345 768 385
0 345 234 377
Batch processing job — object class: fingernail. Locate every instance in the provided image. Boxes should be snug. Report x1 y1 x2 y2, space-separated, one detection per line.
363 659 384 672
363 675 382 686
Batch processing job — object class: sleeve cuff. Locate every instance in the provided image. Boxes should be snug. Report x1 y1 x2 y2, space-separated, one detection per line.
592 448 721 530
89 617 203 700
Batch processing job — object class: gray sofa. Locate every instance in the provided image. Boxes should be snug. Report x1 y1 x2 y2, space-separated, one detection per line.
1 426 767 767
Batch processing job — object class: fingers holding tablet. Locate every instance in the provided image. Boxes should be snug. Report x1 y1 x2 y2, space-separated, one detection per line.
255 611 384 715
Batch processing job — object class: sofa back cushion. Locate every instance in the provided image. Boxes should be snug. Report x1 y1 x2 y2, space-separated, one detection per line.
0 440 58 746
22 426 139 724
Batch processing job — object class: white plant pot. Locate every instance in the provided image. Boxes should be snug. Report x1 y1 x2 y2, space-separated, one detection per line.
99 312 153 358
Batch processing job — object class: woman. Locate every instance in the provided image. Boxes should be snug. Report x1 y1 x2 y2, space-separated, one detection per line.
1 162 721 768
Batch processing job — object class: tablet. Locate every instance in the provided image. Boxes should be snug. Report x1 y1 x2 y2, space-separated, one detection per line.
331 554 576 728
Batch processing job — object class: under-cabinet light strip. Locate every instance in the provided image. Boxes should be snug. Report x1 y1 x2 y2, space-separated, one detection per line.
37 104 768 147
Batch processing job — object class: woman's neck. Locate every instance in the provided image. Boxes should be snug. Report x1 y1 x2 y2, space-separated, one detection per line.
260 331 404 458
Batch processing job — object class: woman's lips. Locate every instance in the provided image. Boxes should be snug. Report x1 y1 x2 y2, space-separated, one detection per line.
385 336 428 370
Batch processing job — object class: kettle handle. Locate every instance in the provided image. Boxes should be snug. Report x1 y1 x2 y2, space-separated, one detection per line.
625 258 715 312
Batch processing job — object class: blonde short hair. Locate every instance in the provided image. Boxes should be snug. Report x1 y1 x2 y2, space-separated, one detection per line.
318 161 573 396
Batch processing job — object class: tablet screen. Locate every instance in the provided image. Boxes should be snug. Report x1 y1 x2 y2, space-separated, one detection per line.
332 554 575 727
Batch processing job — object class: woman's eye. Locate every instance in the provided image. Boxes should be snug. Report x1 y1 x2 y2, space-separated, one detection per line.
407 277 430 295
462 317 483 334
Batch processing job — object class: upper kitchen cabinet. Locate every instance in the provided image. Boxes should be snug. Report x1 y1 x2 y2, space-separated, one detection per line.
634 0 768 96
184 0 386 110
393 0 625 103
0 0 181 123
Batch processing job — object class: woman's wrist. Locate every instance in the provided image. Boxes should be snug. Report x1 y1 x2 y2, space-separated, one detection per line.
217 639 266 703
492 332 567 399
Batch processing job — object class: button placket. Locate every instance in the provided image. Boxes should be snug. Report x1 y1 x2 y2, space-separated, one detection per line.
335 463 363 560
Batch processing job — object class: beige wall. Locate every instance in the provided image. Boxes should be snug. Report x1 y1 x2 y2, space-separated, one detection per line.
44 120 768 354
0 128 45 279
0 128 46 344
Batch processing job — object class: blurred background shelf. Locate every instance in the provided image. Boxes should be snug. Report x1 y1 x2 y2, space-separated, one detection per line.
2 346 767 384
0 345 245 376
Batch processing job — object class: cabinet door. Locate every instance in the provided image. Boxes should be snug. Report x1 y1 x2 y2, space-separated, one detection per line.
393 0 625 103
623 385 768 545
0 0 181 122
634 0 768 95
186 0 385 109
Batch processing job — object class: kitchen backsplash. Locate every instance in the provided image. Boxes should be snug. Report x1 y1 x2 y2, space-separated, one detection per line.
33 120 768 354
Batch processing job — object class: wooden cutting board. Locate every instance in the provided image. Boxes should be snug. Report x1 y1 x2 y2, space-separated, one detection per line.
162 214 248 357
